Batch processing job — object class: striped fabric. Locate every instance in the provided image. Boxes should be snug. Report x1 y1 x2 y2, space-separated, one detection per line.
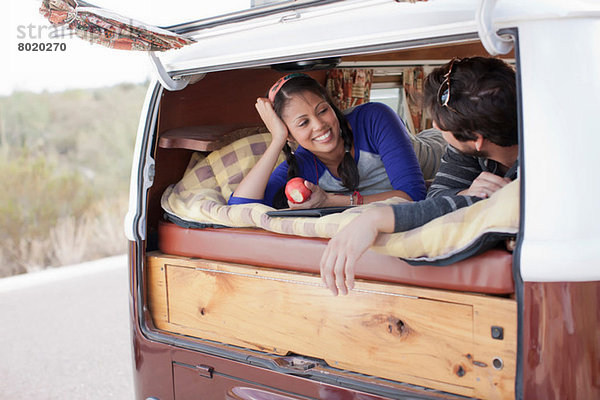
427 145 517 198
161 132 519 263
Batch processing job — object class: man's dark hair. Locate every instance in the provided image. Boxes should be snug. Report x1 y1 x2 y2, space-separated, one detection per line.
424 57 518 146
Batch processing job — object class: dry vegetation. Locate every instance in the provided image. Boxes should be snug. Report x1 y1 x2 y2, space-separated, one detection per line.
0 83 148 277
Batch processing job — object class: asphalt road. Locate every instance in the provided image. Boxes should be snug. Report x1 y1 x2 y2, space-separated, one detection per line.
0 255 135 399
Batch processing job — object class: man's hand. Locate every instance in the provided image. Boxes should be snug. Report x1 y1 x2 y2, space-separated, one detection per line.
459 172 511 198
319 207 394 296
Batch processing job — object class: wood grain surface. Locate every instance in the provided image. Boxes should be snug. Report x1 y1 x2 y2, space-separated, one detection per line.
147 252 516 399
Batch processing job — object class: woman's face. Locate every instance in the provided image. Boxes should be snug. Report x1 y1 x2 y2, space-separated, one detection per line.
280 90 342 157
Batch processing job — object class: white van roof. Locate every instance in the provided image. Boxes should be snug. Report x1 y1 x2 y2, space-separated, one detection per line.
156 0 600 77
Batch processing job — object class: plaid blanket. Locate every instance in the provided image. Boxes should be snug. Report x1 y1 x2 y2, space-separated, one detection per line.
161 132 519 263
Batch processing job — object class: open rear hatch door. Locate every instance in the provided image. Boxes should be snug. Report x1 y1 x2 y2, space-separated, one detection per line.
39 0 354 90
40 0 195 51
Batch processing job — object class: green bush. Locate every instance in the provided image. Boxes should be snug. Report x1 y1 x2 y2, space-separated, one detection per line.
0 82 147 276
0 152 93 237
0 151 95 273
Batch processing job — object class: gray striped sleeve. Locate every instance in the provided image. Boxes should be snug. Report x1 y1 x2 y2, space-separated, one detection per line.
426 146 484 198
392 195 483 232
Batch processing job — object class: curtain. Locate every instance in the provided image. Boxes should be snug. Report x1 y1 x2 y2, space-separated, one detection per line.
326 69 374 111
402 66 427 133
40 0 194 51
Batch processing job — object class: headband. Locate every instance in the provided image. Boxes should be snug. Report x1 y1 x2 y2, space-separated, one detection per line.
268 73 309 103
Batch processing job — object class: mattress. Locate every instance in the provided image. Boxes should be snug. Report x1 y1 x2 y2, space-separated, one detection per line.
158 221 515 294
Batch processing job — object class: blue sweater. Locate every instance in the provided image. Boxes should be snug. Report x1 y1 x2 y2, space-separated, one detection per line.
229 102 426 206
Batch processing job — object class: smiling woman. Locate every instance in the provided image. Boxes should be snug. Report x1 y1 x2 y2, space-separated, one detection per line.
229 73 426 209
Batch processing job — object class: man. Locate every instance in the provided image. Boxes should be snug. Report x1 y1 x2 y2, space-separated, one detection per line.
320 56 519 295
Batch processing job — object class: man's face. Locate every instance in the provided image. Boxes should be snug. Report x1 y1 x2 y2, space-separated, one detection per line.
433 121 485 158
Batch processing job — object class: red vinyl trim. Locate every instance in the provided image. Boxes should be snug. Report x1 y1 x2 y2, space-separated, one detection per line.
158 221 514 294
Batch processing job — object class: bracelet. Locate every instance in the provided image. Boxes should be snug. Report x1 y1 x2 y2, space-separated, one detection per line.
353 190 363 205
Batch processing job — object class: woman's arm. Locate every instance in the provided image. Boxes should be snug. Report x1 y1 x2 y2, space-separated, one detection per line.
361 190 412 203
286 185 411 209
230 98 289 201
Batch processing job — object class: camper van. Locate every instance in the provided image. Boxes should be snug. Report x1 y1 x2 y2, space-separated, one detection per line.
118 1 599 399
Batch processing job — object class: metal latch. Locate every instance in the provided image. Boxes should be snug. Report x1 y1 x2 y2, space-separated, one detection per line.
280 12 301 23
146 162 155 183
273 355 324 372
195 364 214 378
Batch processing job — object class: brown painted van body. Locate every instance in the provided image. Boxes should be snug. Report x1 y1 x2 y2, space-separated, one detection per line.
131 235 600 399
126 2 600 399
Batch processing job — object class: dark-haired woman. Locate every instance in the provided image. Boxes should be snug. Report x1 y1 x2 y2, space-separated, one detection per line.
228 73 426 209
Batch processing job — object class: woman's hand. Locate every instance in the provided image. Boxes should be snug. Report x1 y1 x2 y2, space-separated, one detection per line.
459 172 511 198
255 98 289 147
287 181 330 209
231 98 292 201
319 206 394 296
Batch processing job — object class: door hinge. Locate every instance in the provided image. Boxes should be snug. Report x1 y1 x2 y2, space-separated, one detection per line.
148 52 191 91
476 0 514 55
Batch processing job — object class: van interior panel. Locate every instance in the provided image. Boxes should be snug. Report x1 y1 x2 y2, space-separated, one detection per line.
343 41 514 64
146 252 517 399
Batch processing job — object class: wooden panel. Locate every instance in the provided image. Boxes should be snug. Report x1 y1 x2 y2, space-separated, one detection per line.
344 41 515 63
147 252 516 399
146 147 194 234
146 254 168 323
158 69 328 133
159 126 266 152
472 301 518 399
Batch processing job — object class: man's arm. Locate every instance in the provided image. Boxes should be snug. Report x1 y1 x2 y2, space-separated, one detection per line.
320 194 481 295
320 206 394 296
427 146 483 198
392 195 482 232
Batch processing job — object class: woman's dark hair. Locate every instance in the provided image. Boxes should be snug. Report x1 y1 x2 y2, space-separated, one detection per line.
423 57 518 147
271 74 359 208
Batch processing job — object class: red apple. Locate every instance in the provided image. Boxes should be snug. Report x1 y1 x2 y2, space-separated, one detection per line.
285 177 312 204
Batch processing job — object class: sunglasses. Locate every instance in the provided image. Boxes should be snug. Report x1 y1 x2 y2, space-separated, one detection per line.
437 58 459 112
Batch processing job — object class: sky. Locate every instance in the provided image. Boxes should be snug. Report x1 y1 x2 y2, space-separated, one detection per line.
2 0 252 95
